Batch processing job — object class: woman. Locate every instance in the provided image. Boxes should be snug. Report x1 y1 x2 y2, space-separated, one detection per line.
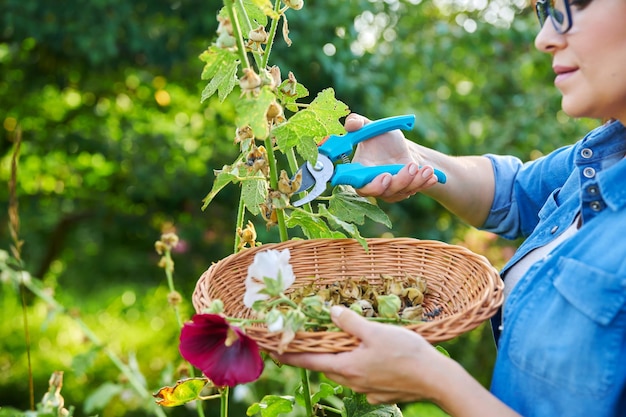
274 0 626 416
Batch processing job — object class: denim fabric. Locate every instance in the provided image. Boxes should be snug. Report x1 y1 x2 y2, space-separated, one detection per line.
481 120 626 416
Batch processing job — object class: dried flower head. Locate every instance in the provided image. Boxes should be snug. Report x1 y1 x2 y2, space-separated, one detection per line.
239 68 262 97
237 220 258 250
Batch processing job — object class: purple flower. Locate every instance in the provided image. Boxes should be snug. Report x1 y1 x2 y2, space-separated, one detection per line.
179 314 264 387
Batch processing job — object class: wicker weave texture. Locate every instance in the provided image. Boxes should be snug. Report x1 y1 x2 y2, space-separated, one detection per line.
192 238 503 353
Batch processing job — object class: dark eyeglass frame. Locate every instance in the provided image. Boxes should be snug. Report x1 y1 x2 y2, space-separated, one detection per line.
535 0 573 34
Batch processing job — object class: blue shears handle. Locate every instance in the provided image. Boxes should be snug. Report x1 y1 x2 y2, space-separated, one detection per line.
319 115 417 161
332 163 447 188
319 114 447 187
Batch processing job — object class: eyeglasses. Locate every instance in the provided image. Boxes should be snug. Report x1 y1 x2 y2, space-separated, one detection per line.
535 0 573 34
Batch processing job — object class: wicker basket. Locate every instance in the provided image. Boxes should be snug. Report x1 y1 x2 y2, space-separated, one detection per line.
192 238 503 353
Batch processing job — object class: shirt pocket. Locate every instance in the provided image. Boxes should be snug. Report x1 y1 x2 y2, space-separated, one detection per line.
508 257 626 397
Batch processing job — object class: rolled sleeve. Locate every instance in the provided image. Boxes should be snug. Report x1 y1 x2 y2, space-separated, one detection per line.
481 154 524 239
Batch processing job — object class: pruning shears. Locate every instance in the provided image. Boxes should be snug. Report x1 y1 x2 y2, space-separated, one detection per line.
291 114 447 207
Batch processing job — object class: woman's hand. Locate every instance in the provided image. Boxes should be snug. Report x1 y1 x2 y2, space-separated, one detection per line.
344 113 496 228
272 306 448 405
272 306 521 417
345 113 440 202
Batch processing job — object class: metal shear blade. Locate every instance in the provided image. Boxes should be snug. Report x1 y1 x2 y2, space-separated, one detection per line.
292 154 334 207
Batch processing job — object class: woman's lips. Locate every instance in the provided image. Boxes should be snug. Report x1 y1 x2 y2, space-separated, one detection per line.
553 65 578 84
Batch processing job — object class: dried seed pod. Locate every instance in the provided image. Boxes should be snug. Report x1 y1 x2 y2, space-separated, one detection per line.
278 169 301 197
284 0 304 10
280 71 299 97
354 299 375 317
406 274 428 293
266 100 285 124
339 279 361 301
401 305 424 321
248 25 268 43
216 16 233 36
245 145 269 176
235 125 254 145
269 66 281 89
236 220 257 250
381 274 405 297
239 68 262 97
402 287 424 306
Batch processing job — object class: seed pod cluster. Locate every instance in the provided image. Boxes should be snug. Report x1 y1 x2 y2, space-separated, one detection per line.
288 274 432 322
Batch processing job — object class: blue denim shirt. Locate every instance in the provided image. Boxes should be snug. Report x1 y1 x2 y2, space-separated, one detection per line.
481 120 626 416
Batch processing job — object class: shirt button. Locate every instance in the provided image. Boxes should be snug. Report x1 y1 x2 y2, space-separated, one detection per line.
590 201 602 211
581 148 593 158
587 185 599 195
583 167 596 178
550 225 559 234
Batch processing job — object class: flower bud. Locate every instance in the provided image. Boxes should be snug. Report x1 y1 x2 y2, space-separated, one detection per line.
266 309 285 332
206 299 224 314
284 0 304 10
161 233 180 249
167 290 183 306
376 294 401 319
216 16 233 36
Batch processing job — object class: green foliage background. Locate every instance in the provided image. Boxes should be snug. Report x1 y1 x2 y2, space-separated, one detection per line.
1 0 597 416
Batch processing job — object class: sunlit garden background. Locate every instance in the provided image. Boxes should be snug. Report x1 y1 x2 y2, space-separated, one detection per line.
1 0 598 416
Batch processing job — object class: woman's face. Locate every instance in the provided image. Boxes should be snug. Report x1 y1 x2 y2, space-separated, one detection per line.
535 0 626 123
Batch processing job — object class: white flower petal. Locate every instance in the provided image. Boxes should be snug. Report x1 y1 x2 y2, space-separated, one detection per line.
243 248 296 307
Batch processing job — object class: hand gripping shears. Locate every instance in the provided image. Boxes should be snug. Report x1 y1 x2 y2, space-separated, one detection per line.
291 114 447 207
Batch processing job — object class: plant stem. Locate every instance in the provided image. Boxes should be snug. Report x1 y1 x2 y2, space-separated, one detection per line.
300 368 314 417
163 248 206 417
220 387 229 417
224 0 251 70
234 195 246 253
260 0 282 69
235 0 263 69
264 136 288 241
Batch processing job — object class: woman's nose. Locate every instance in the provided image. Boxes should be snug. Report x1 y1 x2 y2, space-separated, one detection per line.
535 19 566 53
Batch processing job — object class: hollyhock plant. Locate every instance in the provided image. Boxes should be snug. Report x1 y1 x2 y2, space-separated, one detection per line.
179 314 264 387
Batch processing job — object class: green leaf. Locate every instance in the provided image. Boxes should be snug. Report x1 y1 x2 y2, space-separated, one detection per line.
435 345 450 358
273 109 326 153
153 378 210 407
344 393 403 417
0 407 27 417
243 177 268 216
276 80 309 112
317 205 367 249
273 88 349 163
199 46 239 102
246 395 295 417
403 401 452 417
285 210 345 239
308 88 350 130
311 382 343 404
236 87 276 139
329 187 392 228
201 164 243 210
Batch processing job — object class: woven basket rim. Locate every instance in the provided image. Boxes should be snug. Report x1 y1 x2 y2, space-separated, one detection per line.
192 237 504 353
